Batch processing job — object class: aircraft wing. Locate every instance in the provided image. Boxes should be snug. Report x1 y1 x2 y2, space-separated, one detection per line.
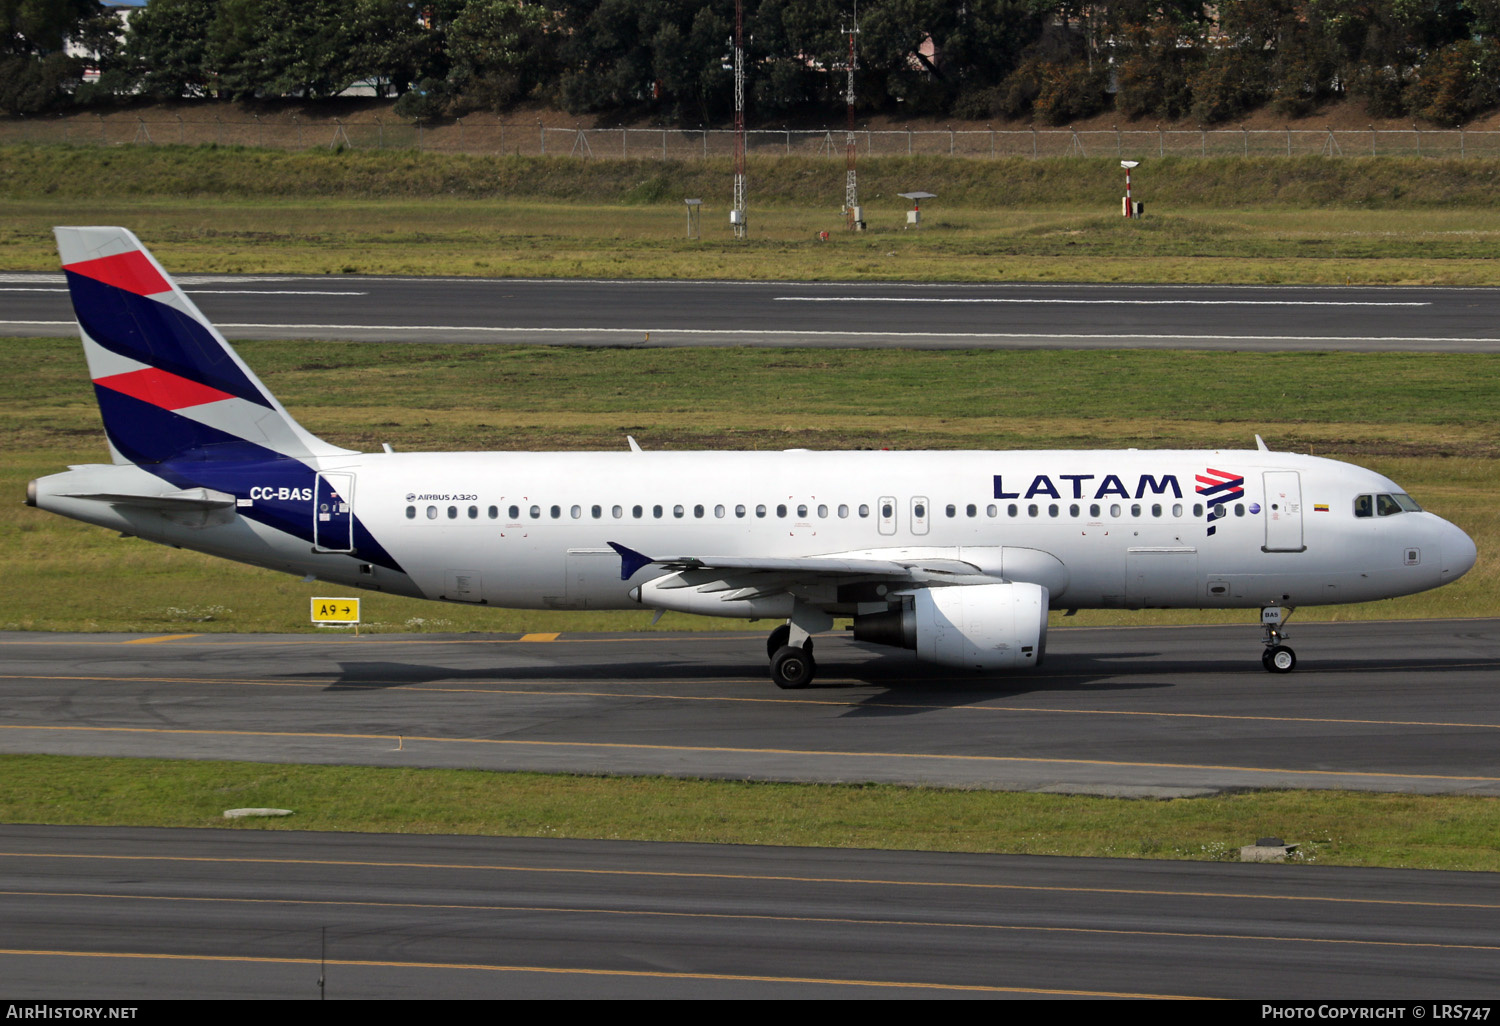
606 542 990 584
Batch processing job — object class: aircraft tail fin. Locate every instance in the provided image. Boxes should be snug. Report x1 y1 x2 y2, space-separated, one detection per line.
55 226 352 466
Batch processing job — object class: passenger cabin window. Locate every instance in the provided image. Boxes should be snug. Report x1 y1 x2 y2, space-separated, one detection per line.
405 505 416 519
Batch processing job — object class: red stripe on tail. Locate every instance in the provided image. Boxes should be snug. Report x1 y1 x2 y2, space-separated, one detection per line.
94 367 236 410
64 250 171 296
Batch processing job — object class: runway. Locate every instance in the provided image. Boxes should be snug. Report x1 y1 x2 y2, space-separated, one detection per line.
3 825 1498 999
6 274 1500 350
3 619 1498 797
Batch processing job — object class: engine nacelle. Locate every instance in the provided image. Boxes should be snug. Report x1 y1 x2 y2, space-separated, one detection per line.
854 582 1048 671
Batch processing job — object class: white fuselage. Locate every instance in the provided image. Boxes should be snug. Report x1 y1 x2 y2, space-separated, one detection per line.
39 447 1473 615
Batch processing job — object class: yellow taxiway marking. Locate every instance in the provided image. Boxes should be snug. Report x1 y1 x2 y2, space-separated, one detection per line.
2 721 1499 785
3 672 1499 732
0 947 1195 998
518 633 560 642
5 889 1495 955
121 634 199 645
2 858 1496 912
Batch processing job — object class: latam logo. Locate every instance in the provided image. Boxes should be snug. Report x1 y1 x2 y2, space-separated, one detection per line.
1196 467 1244 536
993 473 1182 501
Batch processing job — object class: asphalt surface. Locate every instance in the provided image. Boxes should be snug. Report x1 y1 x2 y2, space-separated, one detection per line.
2 825 1496 999
6 274 1500 350
2 620 1497 797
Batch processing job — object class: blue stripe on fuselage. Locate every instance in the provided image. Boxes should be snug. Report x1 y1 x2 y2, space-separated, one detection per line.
92 391 403 573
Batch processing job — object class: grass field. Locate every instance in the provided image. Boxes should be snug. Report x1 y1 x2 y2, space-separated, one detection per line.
3 148 1500 282
4 755 1498 871
5 339 1495 633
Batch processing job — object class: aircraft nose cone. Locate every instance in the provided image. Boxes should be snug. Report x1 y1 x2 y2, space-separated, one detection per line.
1442 521 1478 583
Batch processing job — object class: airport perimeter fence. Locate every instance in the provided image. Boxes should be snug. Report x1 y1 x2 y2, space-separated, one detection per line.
4 116 1500 159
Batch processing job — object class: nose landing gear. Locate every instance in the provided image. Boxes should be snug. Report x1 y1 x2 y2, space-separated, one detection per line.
1260 605 1296 673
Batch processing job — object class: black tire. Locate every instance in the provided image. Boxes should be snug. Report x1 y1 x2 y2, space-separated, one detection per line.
1265 645 1296 674
766 625 813 659
767 624 791 659
771 645 816 689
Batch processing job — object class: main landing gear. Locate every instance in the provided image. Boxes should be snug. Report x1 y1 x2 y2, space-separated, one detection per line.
766 617 820 689
1260 605 1296 674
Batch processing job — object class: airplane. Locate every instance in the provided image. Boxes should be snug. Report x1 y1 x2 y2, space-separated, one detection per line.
26 227 1478 688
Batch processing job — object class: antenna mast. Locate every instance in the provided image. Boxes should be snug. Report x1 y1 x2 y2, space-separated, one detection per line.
844 6 863 230
732 0 747 239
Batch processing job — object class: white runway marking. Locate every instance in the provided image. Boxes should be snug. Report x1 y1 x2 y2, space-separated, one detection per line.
5 321 1495 346
774 297 1431 307
0 287 364 296
203 324 1500 344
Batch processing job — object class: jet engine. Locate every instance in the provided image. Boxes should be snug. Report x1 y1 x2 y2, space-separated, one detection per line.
853 581 1049 670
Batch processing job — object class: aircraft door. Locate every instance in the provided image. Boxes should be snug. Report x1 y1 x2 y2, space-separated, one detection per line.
313 472 354 552
910 496 930 536
1262 471 1306 552
877 496 897 536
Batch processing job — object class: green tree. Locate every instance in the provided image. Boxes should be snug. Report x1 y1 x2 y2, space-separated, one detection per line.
0 0 101 112
447 0 556 111
124 0 216 99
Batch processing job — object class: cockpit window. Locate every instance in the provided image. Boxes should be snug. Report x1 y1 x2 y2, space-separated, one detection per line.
1359 492 1422 518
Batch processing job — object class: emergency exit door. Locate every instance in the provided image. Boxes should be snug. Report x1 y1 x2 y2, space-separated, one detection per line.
314 472 354 552
1262 471 1305 552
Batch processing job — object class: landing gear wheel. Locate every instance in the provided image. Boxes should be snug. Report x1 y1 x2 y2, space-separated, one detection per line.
765 624 811 659
1262 645 1296 674
767 624 789 659
770 645 816 689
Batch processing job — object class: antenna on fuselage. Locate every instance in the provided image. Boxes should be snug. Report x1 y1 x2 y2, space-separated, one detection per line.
627 435 643 453
1255 434 1270 452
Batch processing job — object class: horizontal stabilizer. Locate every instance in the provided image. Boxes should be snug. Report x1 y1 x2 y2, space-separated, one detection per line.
62 487 237 511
